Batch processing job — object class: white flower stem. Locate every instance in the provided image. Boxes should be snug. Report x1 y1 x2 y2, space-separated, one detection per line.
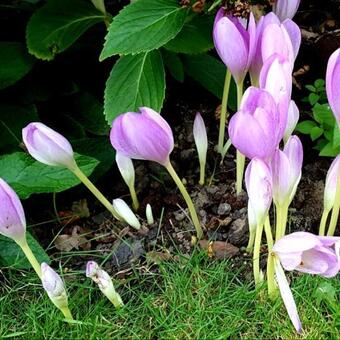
235 81 244 196
199 159 206 186
217 69 232 154
275 203 288 241
246 229 256 253
72 166 120 220
16 237 42 278
60 306 74 321
327 169 340 236
129 184 139 211
165 162 203 239
253 222 264 287
319 209 330 236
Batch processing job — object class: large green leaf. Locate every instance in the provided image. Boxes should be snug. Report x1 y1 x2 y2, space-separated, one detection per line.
0 103 39 153
0 232 50 269
26 0 105 60
100 0 188 59
0 42 35 89
104 50 165 124
183 54 237 111
162 49 184 82
0 152 99 199
165 15 214 54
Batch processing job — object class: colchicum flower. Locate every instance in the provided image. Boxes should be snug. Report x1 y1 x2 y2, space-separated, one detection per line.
22 122 120 220
193 112 208 185
283 100 299 143
213 11 256 85
0 178 41 277
146 203 154 225
86 261 123 308
228 87 280 160
273 0 301 21
326 48 340 127
116 152 139 211
41 263 73 320
273 232 340 278
112 198 141 230
110 107 203 239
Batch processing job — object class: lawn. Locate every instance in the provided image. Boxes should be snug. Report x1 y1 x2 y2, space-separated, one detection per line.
1 252 339 339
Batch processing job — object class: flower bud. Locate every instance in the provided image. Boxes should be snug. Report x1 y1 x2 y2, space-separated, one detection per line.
112 198 140 230
146 204 154 225
116 152 135 189
22 122 76 170
41 263 69 310
283 101 299 143
324 155 340 212
273 0 301 21
0 178 26 243
86 261 123 308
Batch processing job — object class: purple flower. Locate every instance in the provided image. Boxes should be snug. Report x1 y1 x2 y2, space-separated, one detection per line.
260 54 292 142
270 136 303 206
273 232 340 277
213 10 256 84
245 158 273 226
326 48 340 127
0 178 26 242
284 100 299 143
273 0 301 21
228 87 280 160
110 107 174 166
324 155 340 211
22 122 76 170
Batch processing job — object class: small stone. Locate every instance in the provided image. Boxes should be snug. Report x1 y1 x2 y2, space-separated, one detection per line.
228 218 248 245
217 203 231 215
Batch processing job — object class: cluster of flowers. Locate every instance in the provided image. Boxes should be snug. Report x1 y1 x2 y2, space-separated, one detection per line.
0 0 339 333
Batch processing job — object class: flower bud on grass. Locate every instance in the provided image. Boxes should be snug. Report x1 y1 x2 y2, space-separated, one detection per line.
0 178 41 278
193 113 208 185
112 198 140 230
22 122 120 220
41 263 73 321
86 261 123 308
110 107 203 239
116 152 139 211
146 204 154 225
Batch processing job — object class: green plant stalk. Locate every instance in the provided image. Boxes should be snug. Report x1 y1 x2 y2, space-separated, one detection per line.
246 228 256 253
319 208 330 236
264 216 277 298
253 222 264 287
60 306 74 321
72 166 120 220
165 162 203 239
217 69 232 154
220 138 232 163
327 169 340 236
128 184 139 211
199 159 206 186
275 203 288 241
235 81 244 195
16 237 42 278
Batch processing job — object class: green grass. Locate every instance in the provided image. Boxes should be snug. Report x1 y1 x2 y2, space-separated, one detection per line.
0 252 339 339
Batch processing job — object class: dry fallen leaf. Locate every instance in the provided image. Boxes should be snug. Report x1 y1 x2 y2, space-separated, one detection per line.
55 226 91 251
199 240 239 259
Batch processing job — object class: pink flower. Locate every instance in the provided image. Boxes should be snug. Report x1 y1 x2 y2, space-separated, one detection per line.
273 0 301 21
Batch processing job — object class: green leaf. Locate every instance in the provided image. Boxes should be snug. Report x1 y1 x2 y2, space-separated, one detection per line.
182 54 237 111
104 50 165 124
333 124 340 148
0 152 99 199
305 84 315 92
296 120 317 134
73 93 109 135
0 103 39 153
100 0 188 59
26 0 105 60
308 92 320 106
164 14 214 54
162 49 184 82
0 232 50 269
310 126 323 141
314 79 325 90
319 142 340 157
313 103 335 127
0 42 35 90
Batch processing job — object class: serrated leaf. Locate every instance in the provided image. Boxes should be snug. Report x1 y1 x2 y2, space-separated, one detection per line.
314 79 325 89
0 152 99 199
162 49 184 82
0 232 50 269
319 142 340 157
26 0 105 60
313 103 335 127
309 92 320 106
104 50 165 125
0 103 39 153
183 54 236 111
305 85 315 92
100 0 188 59
296 120 317 134
310 126 323 141
0 42 35 89
164 14 214 54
